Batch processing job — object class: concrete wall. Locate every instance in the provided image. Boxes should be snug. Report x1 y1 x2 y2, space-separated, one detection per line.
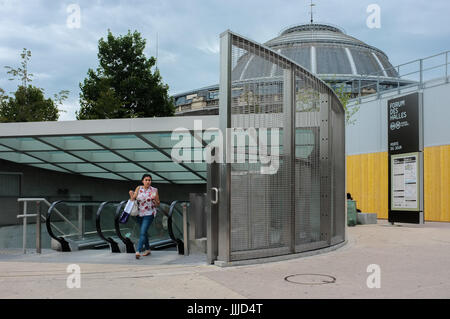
346 78 450 155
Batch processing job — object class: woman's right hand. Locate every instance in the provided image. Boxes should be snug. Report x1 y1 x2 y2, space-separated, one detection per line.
129 190 135 200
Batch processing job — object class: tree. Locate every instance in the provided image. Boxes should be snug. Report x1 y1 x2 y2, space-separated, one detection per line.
0 48 68 123
77 30 175 120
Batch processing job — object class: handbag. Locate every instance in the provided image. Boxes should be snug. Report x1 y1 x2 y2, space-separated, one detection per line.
119 199 139 224
130 200 139 216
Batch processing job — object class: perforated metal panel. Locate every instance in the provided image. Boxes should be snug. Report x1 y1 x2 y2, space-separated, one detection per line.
217 31 345 262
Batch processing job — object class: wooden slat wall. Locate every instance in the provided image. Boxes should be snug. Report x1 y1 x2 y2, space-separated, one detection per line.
346 152 389 219
424 145 450 222
346 145 450 222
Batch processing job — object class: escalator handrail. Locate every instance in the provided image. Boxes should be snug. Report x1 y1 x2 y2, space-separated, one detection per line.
114 200 129 245
113 199 183 244
167 200 189 243
95 201 121 245
46 200 107 251
46 200 66 244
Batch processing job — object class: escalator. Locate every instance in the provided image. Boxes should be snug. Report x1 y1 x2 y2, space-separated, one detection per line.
46 201 110 252
46 199 189 254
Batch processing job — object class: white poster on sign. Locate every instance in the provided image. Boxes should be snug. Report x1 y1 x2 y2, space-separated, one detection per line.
391 153 419 211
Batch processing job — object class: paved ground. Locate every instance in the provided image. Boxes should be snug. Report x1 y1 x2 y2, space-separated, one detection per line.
1 219 450 299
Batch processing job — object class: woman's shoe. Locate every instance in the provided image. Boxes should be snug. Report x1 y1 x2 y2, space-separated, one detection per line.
135 253 141 259
142 250 151 256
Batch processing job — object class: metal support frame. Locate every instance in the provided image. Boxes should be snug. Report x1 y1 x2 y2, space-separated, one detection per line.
283 68 296 253
206 159 219 264
214 30 345 264
319 94 332 245
17 199 46 254
217 31 232 263
182 203 189 256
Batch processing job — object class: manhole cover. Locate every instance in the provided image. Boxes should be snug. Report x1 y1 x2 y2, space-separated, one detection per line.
284 274 336 285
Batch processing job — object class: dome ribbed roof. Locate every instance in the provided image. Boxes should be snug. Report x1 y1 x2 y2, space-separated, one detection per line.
233 23 399 81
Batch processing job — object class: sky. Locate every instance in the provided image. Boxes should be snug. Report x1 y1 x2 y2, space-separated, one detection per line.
0 0 449 121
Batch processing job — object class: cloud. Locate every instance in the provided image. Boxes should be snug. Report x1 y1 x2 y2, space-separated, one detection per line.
0 0 449 121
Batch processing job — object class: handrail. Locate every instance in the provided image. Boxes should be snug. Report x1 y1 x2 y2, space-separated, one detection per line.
18 198 79 234
167 200 189 255
334 50 450 102
96 201 121 253
46 200 107 252
17 197 70 254
113 200 175 253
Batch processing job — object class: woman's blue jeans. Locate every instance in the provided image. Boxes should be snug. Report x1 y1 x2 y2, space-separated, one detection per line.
136 215 154 253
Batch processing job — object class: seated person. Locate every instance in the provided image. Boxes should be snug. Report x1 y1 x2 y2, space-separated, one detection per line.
347 193 362 212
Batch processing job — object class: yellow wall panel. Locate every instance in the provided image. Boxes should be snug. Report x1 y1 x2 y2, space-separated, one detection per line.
346 152 388 219
347 145 450 222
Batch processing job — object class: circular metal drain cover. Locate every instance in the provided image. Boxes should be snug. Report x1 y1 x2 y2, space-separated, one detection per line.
284 274 336 285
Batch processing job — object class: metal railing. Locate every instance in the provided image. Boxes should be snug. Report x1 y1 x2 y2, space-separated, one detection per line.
335 50 450 102
17 198 72 254
17 198 190 255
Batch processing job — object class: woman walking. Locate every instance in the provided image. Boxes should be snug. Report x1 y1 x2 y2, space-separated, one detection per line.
129 174 160 259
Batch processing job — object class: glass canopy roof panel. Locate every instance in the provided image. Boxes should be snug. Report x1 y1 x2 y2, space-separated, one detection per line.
38 136 102 151
70 150 125 162
0 137 56 151
119 172 166 182
141 132 201 150
88 135 151 149
27 151 85 163
29 163 72 173
171 180 207 184
183 162 207 172
115 149 170 162
0 152 43 163
158 172 203 181
82 173 126 180
139 161 191 172
0 145 13 151
171 148 205 163
97 162 145 173
57 163 108 173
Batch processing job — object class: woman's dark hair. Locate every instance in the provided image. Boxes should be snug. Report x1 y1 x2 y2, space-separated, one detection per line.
141 174 152 182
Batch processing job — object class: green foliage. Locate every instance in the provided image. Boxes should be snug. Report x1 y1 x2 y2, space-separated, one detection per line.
0 85 59 122
77 30 175 120
332 82 360 125
4 48 33 87
0 49 68 123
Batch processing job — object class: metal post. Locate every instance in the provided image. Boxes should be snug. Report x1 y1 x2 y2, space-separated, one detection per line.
358 76 361 100
283 68 295 253
446 51 448 83
217 30 232 263
377 77 380 98
319 93 331 245
78 205 84 239
419 59 423 87
182 203 189 256
36 202 41 254
23 201 27 254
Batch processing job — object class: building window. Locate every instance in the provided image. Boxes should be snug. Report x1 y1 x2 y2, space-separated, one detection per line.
0 173 21 197
209 91 219 100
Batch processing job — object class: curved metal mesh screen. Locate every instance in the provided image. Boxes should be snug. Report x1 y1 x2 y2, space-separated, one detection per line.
218 31 345 262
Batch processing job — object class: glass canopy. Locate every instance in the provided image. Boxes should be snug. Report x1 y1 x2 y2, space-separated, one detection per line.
0 116 218 184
